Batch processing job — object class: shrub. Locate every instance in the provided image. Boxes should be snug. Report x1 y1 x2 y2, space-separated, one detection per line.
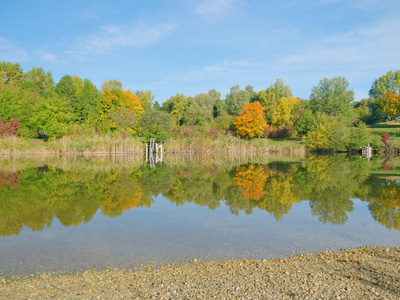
0 118 20 136
264 124 293 138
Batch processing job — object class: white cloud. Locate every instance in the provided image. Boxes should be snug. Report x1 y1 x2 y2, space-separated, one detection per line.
277 15 400 70
194 0 239 21
0 37 30 62
175 59 254 81
40 53 57 62
69 21 176 57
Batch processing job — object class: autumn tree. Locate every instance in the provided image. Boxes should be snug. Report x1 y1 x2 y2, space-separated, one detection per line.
234 101 267 139
271 96 300 127
377 92 400 120
99 88 144 133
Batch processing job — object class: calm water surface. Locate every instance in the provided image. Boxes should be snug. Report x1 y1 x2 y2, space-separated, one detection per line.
0 154 399 277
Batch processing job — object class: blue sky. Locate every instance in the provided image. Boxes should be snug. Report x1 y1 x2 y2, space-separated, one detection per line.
1 0 400 103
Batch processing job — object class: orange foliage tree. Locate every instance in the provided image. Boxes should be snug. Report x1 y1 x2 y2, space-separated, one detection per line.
234 101 267 139
233 165 268 201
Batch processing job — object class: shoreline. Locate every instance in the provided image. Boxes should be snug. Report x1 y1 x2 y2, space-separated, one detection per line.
1 246 399 299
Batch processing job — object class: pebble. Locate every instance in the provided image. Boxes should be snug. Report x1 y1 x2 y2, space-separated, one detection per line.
0 246 399 299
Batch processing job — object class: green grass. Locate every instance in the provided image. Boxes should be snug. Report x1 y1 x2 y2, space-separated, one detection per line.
368 121 400 143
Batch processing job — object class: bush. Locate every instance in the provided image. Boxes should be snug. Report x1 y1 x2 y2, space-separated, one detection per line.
0 118 20 136
302 114 374 151
264 124 293 138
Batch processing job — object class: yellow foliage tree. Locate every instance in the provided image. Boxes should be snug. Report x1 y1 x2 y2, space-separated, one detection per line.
271 96 300 127
234 165 268 201
99 88 144 133
378 92 400 120
234 101 267 139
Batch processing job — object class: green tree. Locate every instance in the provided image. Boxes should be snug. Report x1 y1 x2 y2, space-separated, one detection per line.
135 90 154 112
258 79 293 123
0 61 24 84
24 67 54 95
183 91 218 125
354 97 380 124
138 109 172 141
161 93 189 125
101 79 122 91
369 70 400 99
309 76 355 121
225 85 253 116
55 75 75 100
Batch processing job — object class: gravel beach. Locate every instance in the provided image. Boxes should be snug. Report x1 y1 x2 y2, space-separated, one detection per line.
1 246 399 299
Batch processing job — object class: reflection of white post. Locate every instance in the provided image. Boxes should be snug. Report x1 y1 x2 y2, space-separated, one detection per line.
146 143 149 162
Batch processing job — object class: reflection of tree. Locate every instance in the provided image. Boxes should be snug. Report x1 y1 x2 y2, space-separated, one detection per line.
234 165 267 201
3 154 397 237
0 172 19 189
361 179 400 230
258 174 302 221
0 168 100 236
299 156 364 225
100 171 144 217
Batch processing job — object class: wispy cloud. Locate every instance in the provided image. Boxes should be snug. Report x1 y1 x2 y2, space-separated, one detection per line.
175 59 254 81
0 37 30 62
68 21 176 57
277 15 400 70
194 0 239 22
40 53 57 62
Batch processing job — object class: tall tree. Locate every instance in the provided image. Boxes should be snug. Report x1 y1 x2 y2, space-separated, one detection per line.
101 79 122 91
271 96 300 127
0 61 24 84
225 85 253 116
161 93 189 125
309 76 355 120
55 75 75 100
135 90 154 112
369 70 400 99
24 67 54 94
184 90 218 125
99 89 144 133
377 92 400 120
258 79 293 123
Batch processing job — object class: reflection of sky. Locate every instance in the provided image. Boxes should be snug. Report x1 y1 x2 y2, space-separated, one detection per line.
1 195 400 277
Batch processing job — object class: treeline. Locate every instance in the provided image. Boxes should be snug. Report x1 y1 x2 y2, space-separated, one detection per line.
1 155 399 237
1 61 399 151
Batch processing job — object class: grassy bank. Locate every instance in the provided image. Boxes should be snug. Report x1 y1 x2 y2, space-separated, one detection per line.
0 135 143 155
369 121 400 145
0 135 306 156
164 136 306 154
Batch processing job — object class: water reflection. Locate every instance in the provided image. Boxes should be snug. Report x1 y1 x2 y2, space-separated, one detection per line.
0 155 400 238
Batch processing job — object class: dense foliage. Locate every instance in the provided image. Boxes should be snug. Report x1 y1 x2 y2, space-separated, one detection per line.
1 60 398 151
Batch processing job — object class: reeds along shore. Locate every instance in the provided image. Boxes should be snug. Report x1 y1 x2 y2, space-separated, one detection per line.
0 135 307 156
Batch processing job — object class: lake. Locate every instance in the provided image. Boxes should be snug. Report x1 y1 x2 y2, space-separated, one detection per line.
0 154 399 277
